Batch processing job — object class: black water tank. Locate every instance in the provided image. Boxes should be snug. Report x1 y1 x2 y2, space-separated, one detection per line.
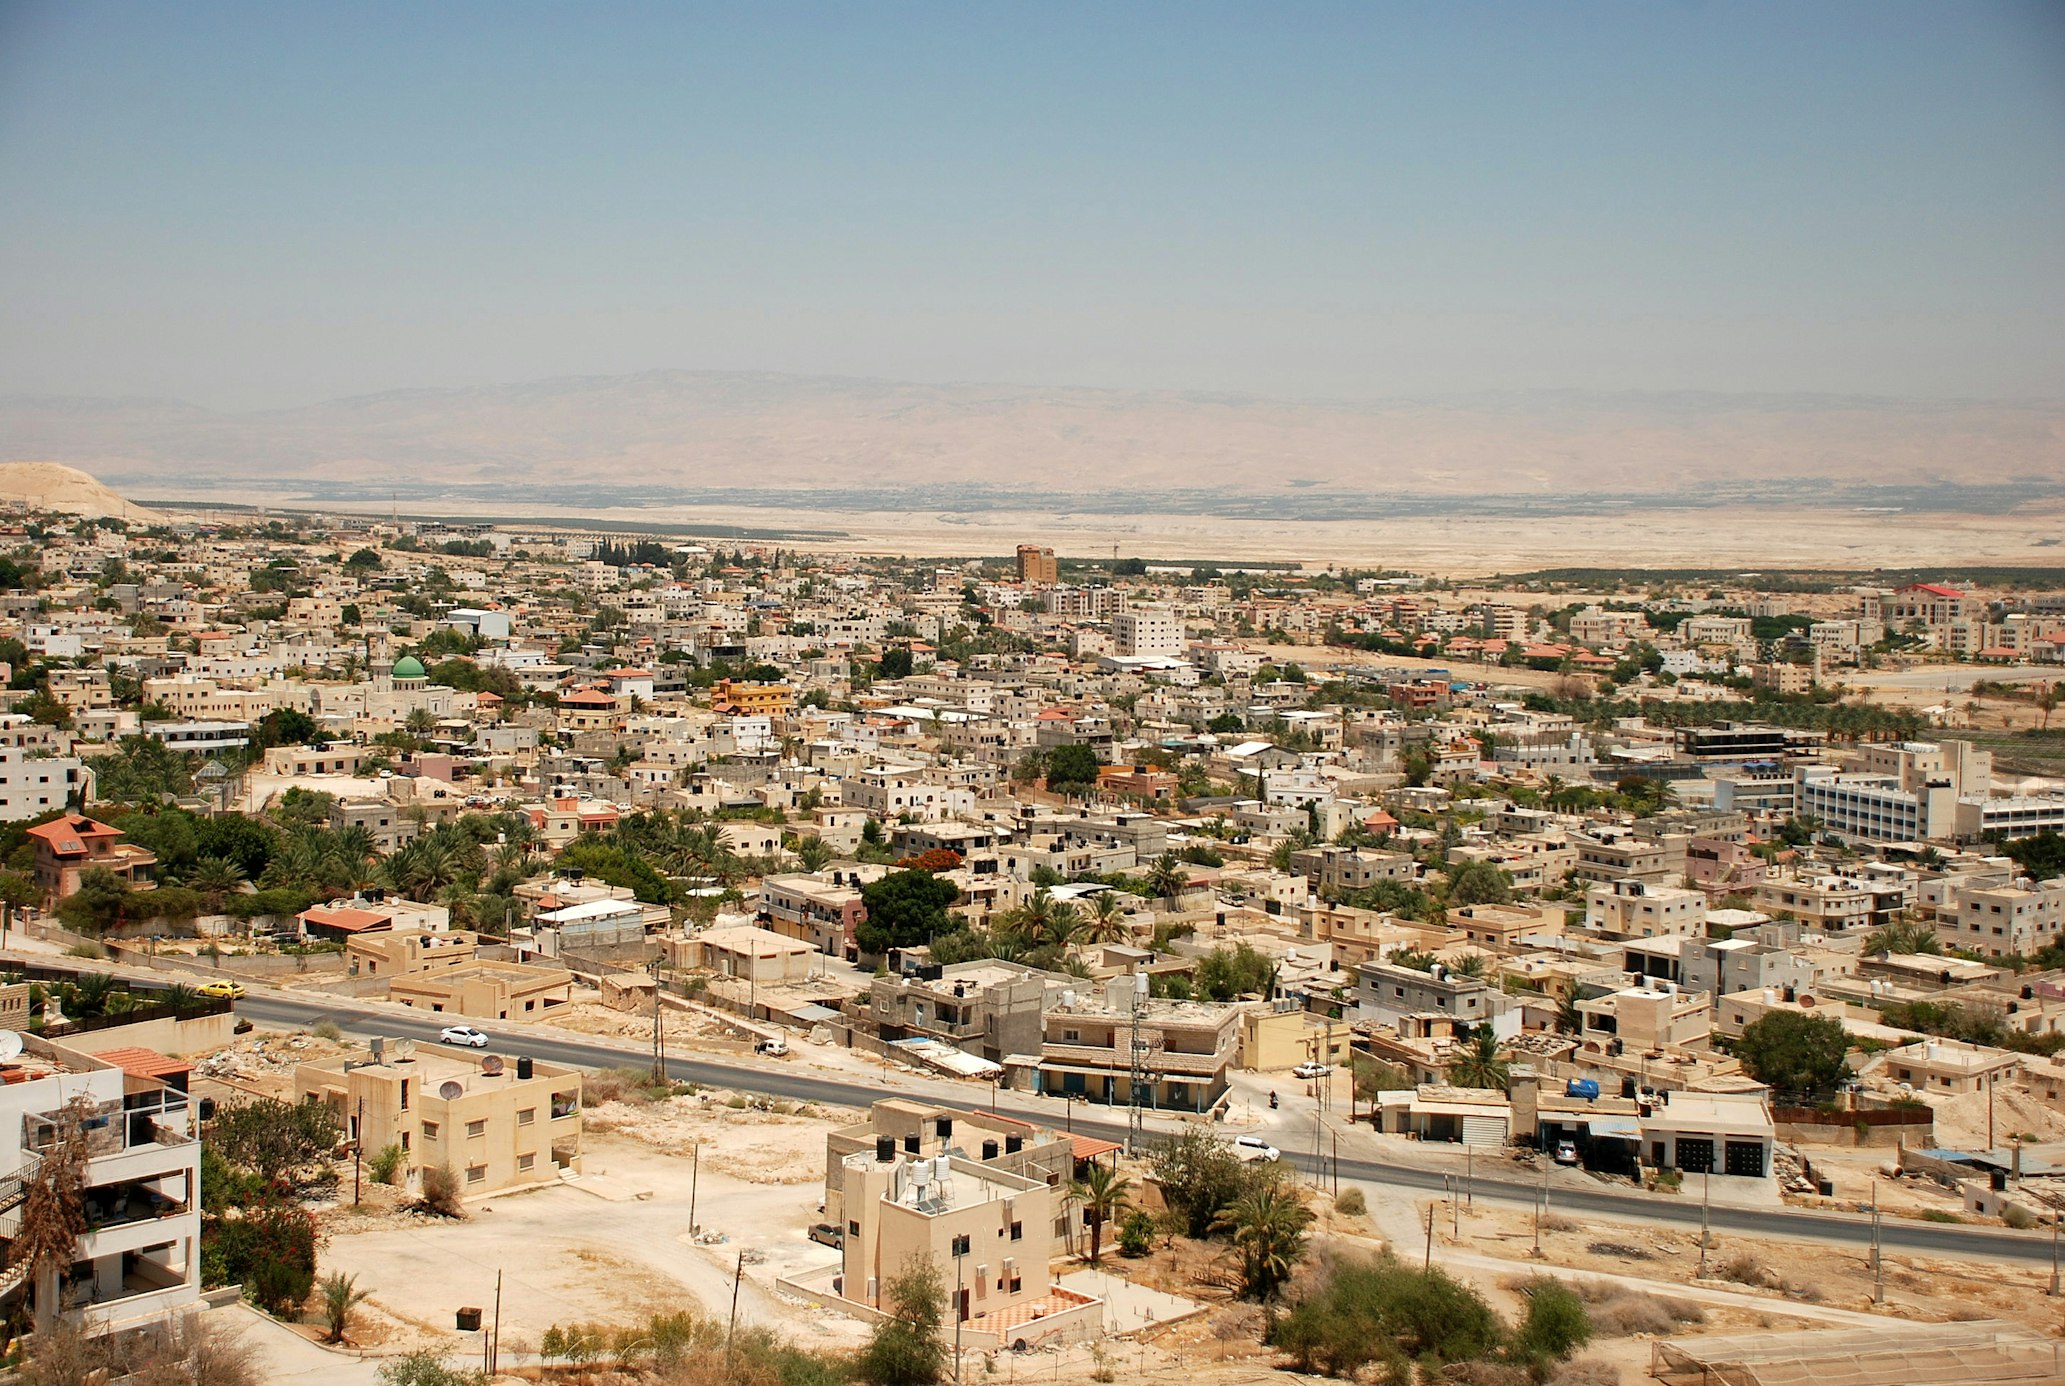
1992 1168 2009 1192
517 1056 534 1080
936 1115 953 1141
982 1140 999 1161
876 1136 896 1163
904 1134 921 1154
1005 1134 1023 1154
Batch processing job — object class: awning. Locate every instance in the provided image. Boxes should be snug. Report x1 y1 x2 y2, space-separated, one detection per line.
1587 1116 1641 1140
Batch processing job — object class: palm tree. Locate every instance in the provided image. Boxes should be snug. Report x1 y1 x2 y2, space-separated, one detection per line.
1004 888 1061 947
1447 1024 1510 1092
404 707 437 736
1079 891 1132 945
794 836 835 873
186 855 246 906
320 1270 372 1343
1863 917 1941 957
1146 852 1188 903
1553 991 1583 1037
1211 1181 1312 1301
1068 1163 1133 1265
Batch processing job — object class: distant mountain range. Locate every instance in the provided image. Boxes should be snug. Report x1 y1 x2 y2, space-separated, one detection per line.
2 372 2059 506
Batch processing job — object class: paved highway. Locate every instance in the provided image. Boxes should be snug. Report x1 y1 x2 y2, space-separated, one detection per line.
239 993 2060 1269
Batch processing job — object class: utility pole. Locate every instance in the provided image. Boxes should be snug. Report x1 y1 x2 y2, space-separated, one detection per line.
954 1252 966 1385
650 954 668 1084
1466 1143 1474 1210
490 1269 502 1374
1698 1172 1710 1278
689 1140 701 1235
1423 1201 1434 1272
1871 1181 1884 1305
727 1249 745 1372
1534 1160 1548 1257
2051 1210 2060 1297
1126 970 1156 1154
353 1095 364 1206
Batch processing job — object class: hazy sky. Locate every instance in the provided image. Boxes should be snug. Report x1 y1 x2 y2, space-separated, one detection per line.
1 1 2061 410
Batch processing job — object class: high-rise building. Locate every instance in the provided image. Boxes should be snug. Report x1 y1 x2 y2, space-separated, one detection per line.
1015 545 1058 586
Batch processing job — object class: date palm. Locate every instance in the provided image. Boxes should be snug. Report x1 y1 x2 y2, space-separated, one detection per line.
1211 1181 1312 1301
1079 891 1132 945
1146 852 1188 903
319 1270 372 1343
1447 1024 1510 1093
1068 1163 1133 1265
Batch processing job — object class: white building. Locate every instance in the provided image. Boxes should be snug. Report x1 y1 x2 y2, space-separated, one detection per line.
0 716 86 821
1111 608 1182 659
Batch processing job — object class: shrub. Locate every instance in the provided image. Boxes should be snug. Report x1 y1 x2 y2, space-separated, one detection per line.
2005 1206 2038 1230
203 1202 318 1317
417 1164 465 1218
1512 1278 1591 1365
1919 1209 1962 1224
1118 1210 1154 1257
313 1020 342 1041
1334 1187 1366 1217
64 942 104 959
377 1351 487 1386
368 1143 406 1186
1273 1252 1503 1378
1717 1253 1763 1285
856 1256 947 1386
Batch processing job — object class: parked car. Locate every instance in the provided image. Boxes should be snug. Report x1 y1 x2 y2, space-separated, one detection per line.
755 1038 790 1057
1231 1135 1280 1163
1554 1140 1580 1166
439 1025 490 1049
195 980 245 1000
808 1222 844 1248
1292 1061 1332 1080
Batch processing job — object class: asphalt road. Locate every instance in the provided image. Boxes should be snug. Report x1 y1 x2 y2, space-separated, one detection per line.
240 993 2061 1269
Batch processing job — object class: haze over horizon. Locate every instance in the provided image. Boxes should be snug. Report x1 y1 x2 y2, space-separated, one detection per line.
3 2 2062 418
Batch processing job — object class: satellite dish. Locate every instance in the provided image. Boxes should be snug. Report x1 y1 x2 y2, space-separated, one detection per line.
0 1031 21 1061
438 1080 465 1100
481 1056 505 1076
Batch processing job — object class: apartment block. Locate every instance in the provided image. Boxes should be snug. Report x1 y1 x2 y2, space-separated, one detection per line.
296 1037 583 1197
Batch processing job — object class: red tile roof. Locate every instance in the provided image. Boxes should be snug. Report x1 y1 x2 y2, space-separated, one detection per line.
93 1046 192 1082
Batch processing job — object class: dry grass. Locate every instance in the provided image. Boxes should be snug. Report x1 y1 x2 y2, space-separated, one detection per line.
1570 1278 1706 1337
1548 1361 1624 1386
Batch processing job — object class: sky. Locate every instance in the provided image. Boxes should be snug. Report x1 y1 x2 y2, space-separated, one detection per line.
0 1 2061 411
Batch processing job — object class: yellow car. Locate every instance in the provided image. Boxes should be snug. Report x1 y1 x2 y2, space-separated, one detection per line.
195 980 245 1000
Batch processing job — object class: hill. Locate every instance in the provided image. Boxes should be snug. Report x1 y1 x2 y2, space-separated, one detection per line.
2 374 2059 505
0 461 163 521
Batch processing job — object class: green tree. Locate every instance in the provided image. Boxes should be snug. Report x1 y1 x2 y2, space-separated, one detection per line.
876 646 915 680
88 734 194 804
320 1270 372 1343
1069 1163 1132 1265
1149 1129 1251 1239
1736 1010 1851 1097
207 1096 343 1184
1512 1277 1592 1368
1446 1024 1510 1092
1145 851 1188 902
1045 742 1101 792
855 1256 948 1386
1443 858 1513 908
856 869 961 957
1273 1253 1503 1379
1194 941 1277 1001
1212 1179 1313 1301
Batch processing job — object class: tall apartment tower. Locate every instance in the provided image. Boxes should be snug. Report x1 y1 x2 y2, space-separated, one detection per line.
1015 545 1058 586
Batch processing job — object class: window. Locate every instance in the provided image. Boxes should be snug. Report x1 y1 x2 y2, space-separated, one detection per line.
1009 1221 1023 1241
518 1108 536 1126
399 1080 410 1111
517 1153 535 1171
466 1164 487 1184
467 1119 487 1139
422 1121 440 1140
951 1234 971 1256
849 1220 861 1236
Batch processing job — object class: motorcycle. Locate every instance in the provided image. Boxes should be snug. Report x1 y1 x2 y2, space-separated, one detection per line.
1268 1091 1279 1110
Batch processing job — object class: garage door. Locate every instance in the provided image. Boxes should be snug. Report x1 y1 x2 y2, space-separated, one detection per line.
1676 1137 1714 1174
1724 1140 1766 1178
1462 1115 1508 1148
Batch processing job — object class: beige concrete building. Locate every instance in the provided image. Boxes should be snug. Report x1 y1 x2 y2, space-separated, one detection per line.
388 960 575 1021
674 923 819 983
296 1037 583 1196
347 928 481 980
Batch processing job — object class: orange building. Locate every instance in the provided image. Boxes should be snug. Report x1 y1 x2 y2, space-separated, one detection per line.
27 814 157 901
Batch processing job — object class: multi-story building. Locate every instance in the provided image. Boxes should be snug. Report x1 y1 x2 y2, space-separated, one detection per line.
1935 879 2065 959
386 960 575 1022
0 1037 202 1334
1033 974 1240 1113
1355 958 1516 1033
1679 936 1817 1002
27 814 156 902
1569 829 1671 886
0 715 86 822
1288 845 1415 898
868 961 1053 1062
1576 981 1713 1054
296 1036 584 1197
1014 545 1059 587
1584 879 1705 941
760 870 875 957
1110 608 1182 658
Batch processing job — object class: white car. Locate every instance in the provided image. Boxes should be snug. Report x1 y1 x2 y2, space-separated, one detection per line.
1231 1135 1280 1163
1292 1061 1332 1080
439 1025 490 1049
1554 1140 1580 1166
